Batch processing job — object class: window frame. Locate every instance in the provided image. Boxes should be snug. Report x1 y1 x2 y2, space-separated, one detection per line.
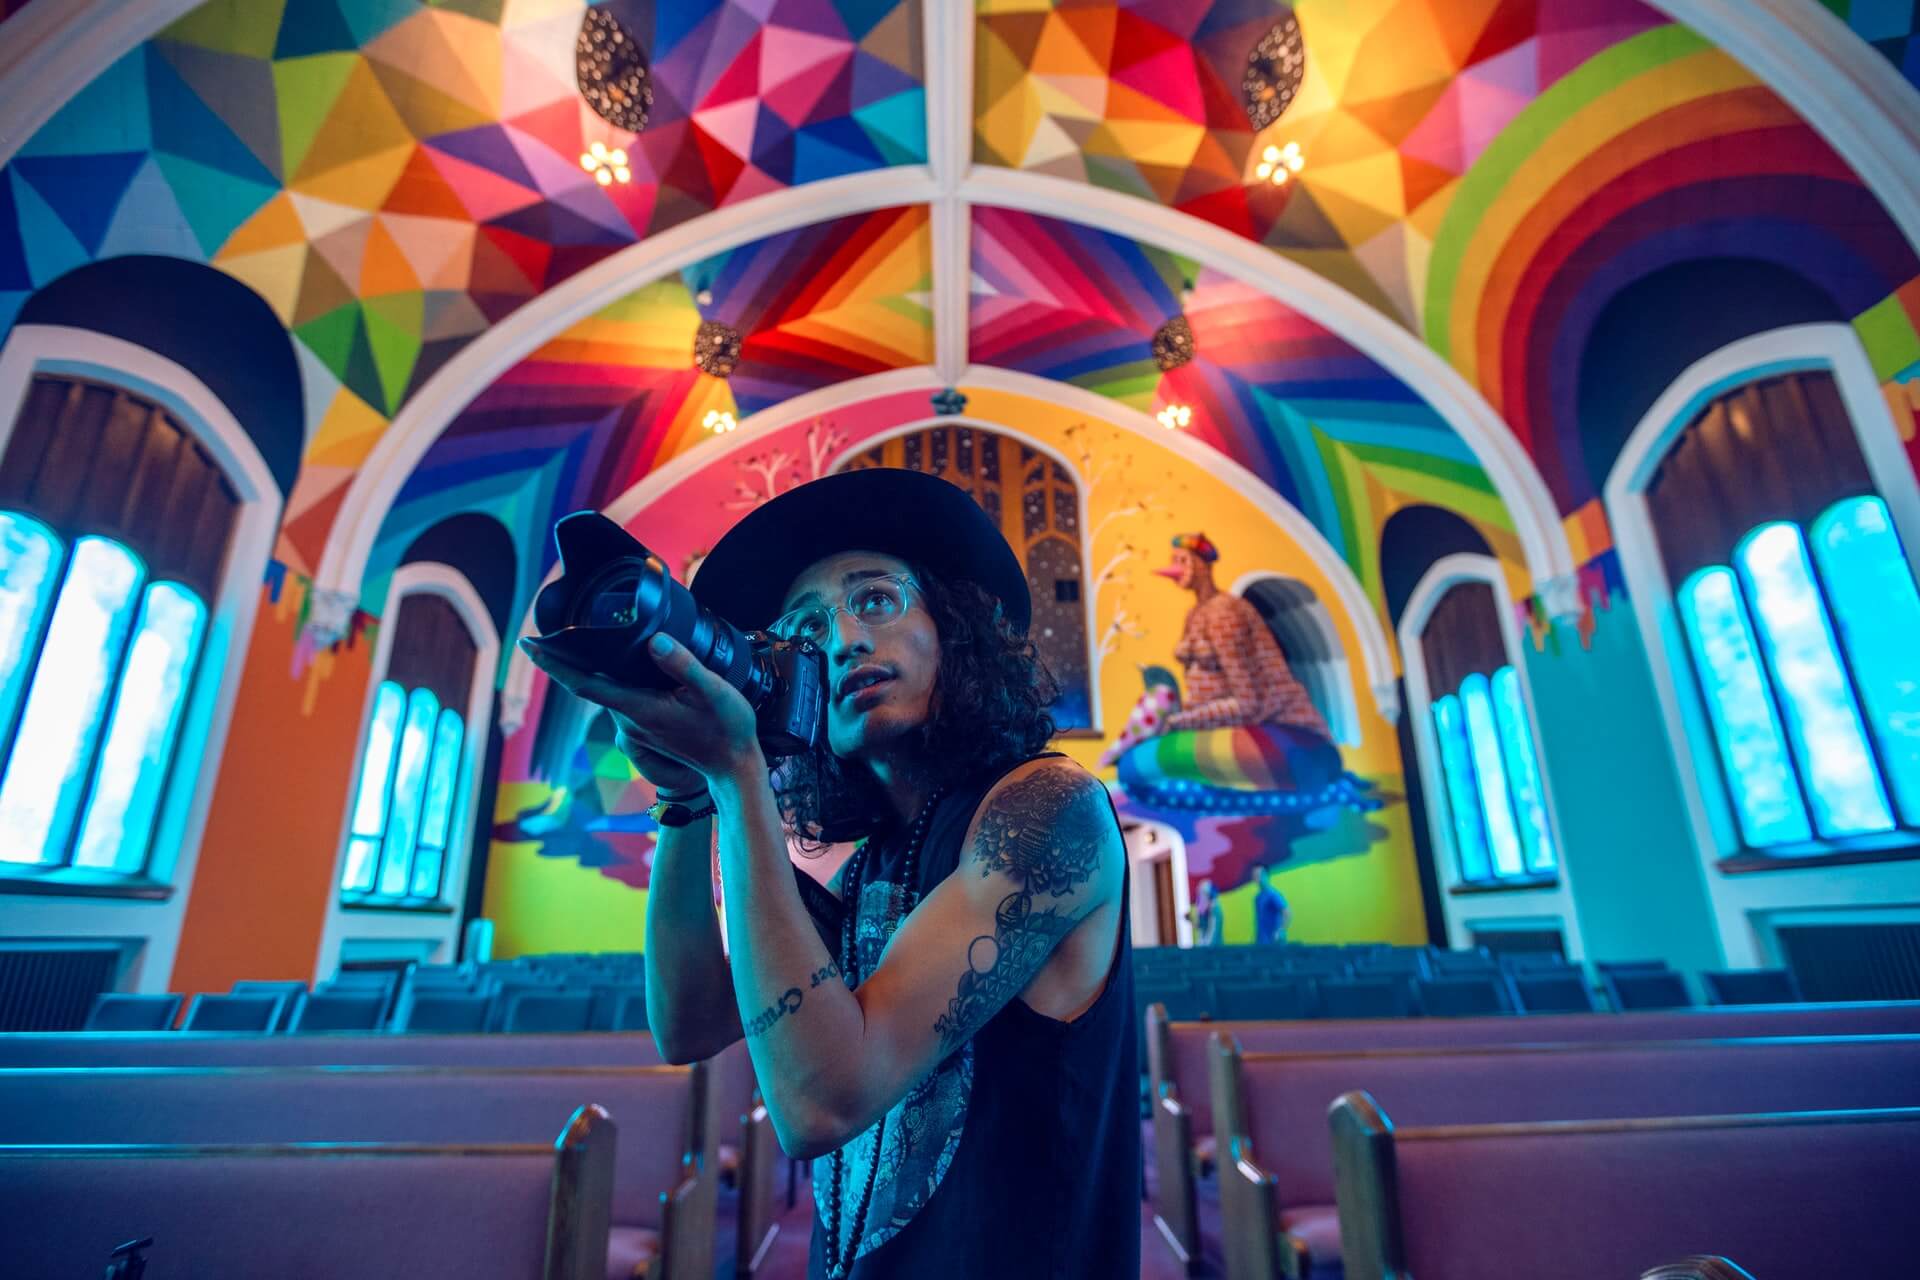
0 326 281 907
1606 324 1920 877
1398 553 1586 954
329 563 498 916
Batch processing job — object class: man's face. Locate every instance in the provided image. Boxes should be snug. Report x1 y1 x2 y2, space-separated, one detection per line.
780 550 941 760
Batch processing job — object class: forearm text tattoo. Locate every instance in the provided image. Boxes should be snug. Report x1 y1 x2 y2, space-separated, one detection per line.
743 959 844 1039
933 767 1111 1053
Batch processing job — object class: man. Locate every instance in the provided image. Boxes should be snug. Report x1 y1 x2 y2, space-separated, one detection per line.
1253 865 1291 945
1155 532 1329 736
523 468 1138 1279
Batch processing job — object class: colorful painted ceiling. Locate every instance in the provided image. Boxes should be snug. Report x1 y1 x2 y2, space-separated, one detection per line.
971 206 1518 602
2 0 1917 612
0 0 926 566
369 202 931 604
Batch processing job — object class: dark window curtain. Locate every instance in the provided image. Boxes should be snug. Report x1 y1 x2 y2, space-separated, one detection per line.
1644 371 1874 582
1421 582 1506 695
0 374 240 600
385 594 479 712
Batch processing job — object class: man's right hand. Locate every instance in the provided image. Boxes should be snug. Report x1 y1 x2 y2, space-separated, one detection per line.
608 708 707 796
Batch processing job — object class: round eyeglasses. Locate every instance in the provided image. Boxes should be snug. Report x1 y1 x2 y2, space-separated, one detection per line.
769 574 919 645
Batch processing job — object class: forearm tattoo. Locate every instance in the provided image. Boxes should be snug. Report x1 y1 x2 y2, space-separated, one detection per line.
742 960 844 1039
934 768 1110 1053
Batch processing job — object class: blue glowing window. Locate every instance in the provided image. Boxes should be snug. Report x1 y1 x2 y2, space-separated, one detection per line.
1431 693 1493 881
1736 522 1892 838
1811 497 1920 827
1461 673 1526 877
1678 567 1812 848
1492 667 1557 873
343 679 466 903
0 523 209 874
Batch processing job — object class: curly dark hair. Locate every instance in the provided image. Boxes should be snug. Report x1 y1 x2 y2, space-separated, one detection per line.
775 564 1058 845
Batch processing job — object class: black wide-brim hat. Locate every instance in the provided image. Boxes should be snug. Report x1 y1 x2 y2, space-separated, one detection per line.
690 468 1031 633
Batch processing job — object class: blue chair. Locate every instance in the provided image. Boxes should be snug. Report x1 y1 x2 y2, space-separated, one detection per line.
1510 971 1597 1014
1319 976 1418 1019
1352 948 1433 980
231 981 307 1031
1603 970 1692 1011
181 993 286 1032
1417 975 1514 1017
83 993 182 1031
395 991 495 1033
590 985 648 1031
1701 969 1802 1006
1208 978 1319 1021
1429 949 1499 975
1499 950 1574 973
499 991 595 1033
286 990 386 1033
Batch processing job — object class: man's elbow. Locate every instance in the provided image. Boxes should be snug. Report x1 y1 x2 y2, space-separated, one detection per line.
769 1096 858 1161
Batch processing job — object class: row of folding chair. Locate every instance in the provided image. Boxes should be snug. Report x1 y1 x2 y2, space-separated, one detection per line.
82 982 650 1035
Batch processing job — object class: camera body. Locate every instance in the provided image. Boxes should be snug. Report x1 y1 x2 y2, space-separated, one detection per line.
526 511 827 758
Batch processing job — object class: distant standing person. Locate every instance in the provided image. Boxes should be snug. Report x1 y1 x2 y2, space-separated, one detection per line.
1253 865 1290 945
1190 878 1221 947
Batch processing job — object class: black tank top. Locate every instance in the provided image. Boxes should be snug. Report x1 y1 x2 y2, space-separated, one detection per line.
793 753 1139 1279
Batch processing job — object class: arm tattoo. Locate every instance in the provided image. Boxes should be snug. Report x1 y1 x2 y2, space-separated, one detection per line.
744 987 803 1039
934 768 1112 1053
742 960 844 1039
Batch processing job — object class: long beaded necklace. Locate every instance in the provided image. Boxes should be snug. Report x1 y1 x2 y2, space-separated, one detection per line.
821 788 946 1280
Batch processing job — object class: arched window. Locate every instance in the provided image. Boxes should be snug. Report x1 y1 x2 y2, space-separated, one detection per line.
839 426 1095 730
1239 576 1360 745
1636 368 1919 859
0 376 237 876
340 588 485 906
1410 580 1558 886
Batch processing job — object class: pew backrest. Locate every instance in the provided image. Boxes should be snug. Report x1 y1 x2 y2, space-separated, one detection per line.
0 1063 705 1229
1 1104 613 1280
1216 1032 1920 1212
1153 999 1920 1142
1331 1094 1920 1280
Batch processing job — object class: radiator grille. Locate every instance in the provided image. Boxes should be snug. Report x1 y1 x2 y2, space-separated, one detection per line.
1471 927 1566 958
0 945 126 1030
1776 923 1920 1002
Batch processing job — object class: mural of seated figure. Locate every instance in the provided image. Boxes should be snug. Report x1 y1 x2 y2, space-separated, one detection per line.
1106 533 1379 891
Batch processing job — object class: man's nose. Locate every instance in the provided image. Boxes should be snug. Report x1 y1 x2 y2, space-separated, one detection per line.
825 610 871 661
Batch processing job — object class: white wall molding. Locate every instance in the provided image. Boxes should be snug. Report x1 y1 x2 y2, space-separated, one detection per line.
1650 0 1920 253
314 562 500 979
1397 553 1584 957
1605 322 1920 965
312 173 1572 608
0 0 203 167
0 324 283 992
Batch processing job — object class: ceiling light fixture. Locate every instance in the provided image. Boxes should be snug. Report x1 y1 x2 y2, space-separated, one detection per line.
1157 404 1192 430
1152 315 1195 371
1243 14 1306 130
580 141 631 185
1255 142 1305 186
577 7 653 133
703 409 738 434
693 320 742 378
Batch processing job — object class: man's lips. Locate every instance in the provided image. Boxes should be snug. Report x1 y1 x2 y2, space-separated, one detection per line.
836 668 894 703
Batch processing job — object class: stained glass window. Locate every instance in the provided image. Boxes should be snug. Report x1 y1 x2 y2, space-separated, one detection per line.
0 524 209 872
1677 499 1919 852
1431 666 1559 884
1811 497 1920 827
342 679 467 903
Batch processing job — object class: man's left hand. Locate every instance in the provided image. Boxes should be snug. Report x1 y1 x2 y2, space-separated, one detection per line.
520 633 764 785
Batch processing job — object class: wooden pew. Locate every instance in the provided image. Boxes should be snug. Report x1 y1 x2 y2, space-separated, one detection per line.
2 1104 613 1279
1208 1033 1920 1280
1331 1094 1920 1280
0 1063 714 1280
0 1029 779 1277
1641 1259 1755 1280
1143 999 1920 1271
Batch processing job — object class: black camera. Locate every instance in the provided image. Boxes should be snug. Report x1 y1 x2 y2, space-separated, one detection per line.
525 512 827 758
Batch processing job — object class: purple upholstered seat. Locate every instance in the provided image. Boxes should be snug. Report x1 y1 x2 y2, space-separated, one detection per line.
1337 1097 1920 1279
0 1107 612 1280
